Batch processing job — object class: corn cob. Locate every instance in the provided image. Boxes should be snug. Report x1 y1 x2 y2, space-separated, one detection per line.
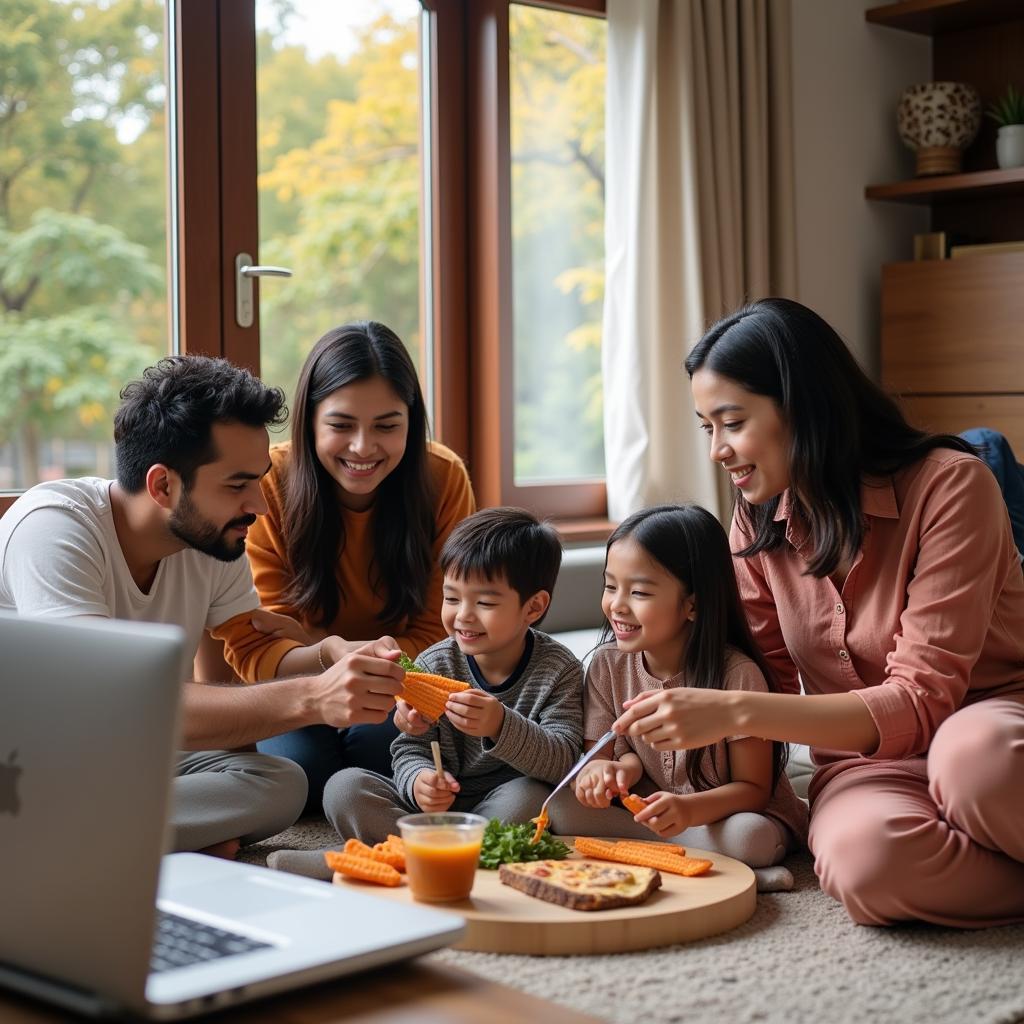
621 793 647 815
325 850 403 887
385 834 405 854
574 837 712 877
342 837 406 872
370 840 405 871
573 837 619 859
343 838 376 859
399 671 470 720
614 840 684 857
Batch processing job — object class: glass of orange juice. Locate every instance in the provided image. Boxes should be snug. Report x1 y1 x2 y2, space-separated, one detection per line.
396 812 488 903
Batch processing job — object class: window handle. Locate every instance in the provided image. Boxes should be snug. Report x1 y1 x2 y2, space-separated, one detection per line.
235 252 293 328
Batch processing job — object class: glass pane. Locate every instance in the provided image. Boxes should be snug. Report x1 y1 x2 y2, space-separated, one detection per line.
0 0 169 490
255 0 424 408
510 3 606 485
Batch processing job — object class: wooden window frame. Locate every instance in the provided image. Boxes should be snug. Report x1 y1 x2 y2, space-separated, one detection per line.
428 0 609 531
3 0 611 537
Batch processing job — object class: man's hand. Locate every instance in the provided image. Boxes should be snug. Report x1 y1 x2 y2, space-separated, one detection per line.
445 689 505 739
630 792 696 838
315 639 404 728
394 698 432 736
413 768 460 812
574 758 636 808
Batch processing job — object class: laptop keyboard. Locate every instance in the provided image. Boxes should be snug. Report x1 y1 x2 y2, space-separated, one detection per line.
150 910 272 974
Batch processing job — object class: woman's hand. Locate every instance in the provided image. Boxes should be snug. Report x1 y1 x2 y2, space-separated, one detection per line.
630 791 695 838
319 634 401 669
250 608 315 645
614 687 738 750
575 759 635 808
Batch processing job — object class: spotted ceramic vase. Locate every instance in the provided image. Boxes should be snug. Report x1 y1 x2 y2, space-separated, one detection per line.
897 81 981 176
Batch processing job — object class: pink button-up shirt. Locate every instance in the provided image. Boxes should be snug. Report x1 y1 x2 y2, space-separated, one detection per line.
731 448 1024 770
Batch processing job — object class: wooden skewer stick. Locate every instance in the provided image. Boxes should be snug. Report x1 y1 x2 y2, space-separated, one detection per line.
430 739 444 781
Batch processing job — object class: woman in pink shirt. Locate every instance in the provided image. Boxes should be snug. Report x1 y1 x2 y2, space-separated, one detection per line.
616 297 1024 927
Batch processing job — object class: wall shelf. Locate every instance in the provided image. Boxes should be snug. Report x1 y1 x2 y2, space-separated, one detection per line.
865 167 1024 204
866 0 1024 36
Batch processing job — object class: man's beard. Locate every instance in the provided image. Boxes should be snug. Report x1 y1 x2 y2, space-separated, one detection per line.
168 490 256 562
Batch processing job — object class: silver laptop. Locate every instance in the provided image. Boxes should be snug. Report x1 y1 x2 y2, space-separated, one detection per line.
0 614 464 1019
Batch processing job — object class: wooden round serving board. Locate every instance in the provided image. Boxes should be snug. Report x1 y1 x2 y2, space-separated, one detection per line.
334 840 756 955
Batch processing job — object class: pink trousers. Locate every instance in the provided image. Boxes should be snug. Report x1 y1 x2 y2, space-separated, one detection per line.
808 693 1024 927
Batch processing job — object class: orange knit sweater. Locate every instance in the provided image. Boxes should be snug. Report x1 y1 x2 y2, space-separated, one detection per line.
242 439 475 667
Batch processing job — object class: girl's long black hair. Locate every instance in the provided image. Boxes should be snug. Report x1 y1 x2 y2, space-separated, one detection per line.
684 298 975 578
282 321 436 628
603 503 787 793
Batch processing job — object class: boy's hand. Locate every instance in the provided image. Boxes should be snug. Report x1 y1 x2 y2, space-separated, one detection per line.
575 759 633 808
631 791 695 838
445 689 505 739
394 698 431 736
413 768 460 812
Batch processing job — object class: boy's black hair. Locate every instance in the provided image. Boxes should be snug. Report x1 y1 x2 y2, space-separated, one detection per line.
439 507 562 624
114 355 287 493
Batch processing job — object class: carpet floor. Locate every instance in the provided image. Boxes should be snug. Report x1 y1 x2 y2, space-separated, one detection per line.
241 818 1024 1024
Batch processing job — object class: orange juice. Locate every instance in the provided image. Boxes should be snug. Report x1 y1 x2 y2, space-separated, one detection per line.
403 830 482 902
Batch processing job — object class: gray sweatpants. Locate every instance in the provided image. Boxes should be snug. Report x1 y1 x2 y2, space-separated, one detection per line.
545 788 792 868
325 767 552 846
172 750 308 852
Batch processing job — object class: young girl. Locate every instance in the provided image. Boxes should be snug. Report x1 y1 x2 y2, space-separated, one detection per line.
248 321 475 801
552 503 807 891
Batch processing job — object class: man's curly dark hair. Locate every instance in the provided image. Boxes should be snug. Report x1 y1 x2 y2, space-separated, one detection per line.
114 355 287 493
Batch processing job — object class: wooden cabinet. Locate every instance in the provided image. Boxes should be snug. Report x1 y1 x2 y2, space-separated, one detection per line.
866 1 1024 451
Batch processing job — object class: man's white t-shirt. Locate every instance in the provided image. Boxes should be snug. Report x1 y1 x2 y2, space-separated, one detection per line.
0 478 259 680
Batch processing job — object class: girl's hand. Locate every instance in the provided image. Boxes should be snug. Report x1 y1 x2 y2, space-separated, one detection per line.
614 687 736 750
575 759 632 808
394 698 431 736
630 791 694 838
445 689 505 739
250 608 315 645
413 768 460 812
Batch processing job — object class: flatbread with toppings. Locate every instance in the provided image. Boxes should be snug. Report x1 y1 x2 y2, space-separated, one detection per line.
498 859 661 911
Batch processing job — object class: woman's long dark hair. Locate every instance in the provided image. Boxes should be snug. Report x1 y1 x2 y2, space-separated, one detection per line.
282 321 436 628
684 298 975 577
603 504 788 793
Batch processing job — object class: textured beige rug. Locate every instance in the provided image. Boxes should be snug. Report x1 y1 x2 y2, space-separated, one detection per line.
242 819 1024 1024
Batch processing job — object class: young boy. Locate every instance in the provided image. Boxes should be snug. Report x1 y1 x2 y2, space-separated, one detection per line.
267 507 584 878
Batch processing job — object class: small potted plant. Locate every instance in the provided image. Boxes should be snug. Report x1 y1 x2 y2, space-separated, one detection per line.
986 84 1024 169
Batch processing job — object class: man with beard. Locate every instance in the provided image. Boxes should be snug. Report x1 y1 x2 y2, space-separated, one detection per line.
0 356 406 856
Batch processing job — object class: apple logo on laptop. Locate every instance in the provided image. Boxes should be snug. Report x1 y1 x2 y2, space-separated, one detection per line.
0 750 21 815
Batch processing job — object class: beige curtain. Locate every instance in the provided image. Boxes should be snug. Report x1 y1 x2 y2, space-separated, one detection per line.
602 0 797 522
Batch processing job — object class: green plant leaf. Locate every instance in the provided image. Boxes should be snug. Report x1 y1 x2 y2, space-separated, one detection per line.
478 818 571 869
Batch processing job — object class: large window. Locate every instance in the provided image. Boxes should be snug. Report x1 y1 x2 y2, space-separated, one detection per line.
254 0 425 407
510 3 605 486
1 0 609 530
0 0 170 489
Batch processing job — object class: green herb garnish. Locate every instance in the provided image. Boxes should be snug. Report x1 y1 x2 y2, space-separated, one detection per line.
397 652 425 672
478 818 570 869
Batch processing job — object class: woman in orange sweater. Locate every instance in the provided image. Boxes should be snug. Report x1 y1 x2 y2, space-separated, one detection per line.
249 322 475 802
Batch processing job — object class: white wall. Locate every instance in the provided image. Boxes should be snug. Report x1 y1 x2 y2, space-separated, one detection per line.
790 0 931 375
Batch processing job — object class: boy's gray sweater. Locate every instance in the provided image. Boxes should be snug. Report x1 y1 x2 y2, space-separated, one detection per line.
391 630 584 808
